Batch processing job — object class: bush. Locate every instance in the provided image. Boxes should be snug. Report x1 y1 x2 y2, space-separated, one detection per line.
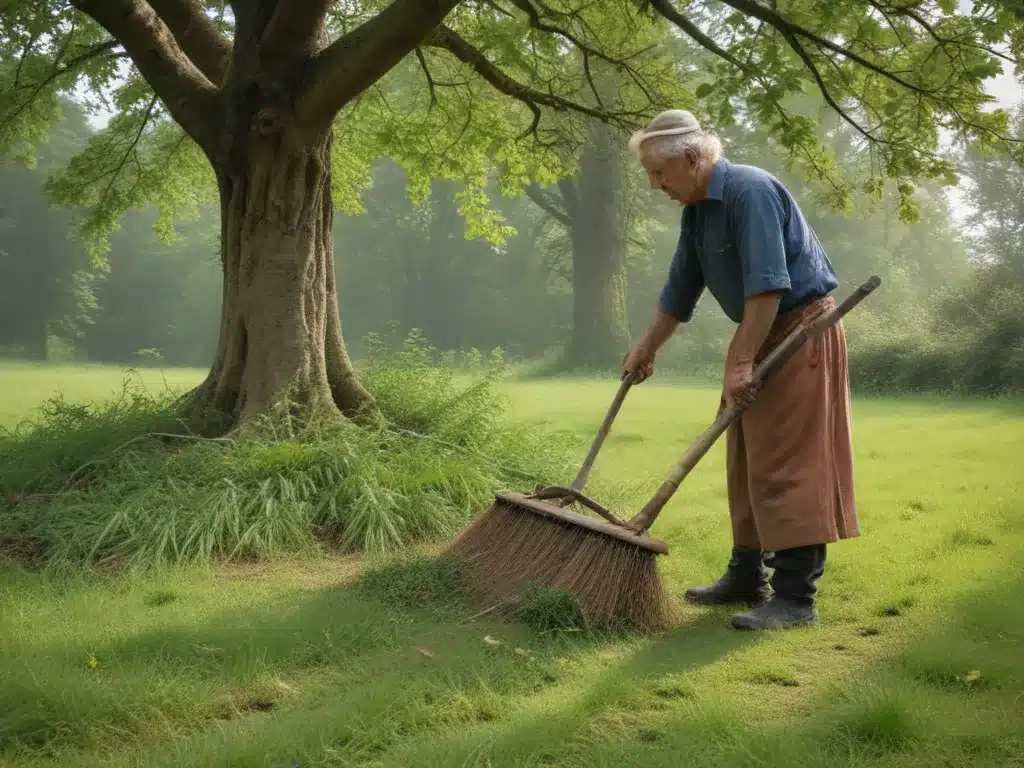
848 267 1024 396
0 334 576 571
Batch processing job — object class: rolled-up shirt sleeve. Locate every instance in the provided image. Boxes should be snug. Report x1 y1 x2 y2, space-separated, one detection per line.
730 183 792 298
659 215 705 323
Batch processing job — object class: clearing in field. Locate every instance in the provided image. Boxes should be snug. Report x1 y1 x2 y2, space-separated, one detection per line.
1 365 1022 767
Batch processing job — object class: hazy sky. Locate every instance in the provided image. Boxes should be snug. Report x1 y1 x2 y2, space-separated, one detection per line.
987 65 1021 110
945 57 1020 224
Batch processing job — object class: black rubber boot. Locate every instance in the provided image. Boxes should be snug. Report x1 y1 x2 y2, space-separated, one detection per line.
684 546 771 606
731 544 826 630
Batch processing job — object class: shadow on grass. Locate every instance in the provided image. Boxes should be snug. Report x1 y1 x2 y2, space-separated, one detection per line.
356 542 1024 768
5 505 1022 767
130 605 762 768
0 552 761 766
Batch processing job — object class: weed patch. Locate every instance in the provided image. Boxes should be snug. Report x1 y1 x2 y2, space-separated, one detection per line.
517 584 589 635
829 687 924 755
356 553 468 611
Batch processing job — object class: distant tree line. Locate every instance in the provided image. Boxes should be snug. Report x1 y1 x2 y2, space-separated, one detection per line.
1 103 1021 395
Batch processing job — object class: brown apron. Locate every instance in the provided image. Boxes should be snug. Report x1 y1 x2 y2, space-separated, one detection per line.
724 295 859 552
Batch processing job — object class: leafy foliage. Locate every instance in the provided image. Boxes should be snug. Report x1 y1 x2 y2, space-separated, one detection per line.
2 0 1020 255
845 105 1024 395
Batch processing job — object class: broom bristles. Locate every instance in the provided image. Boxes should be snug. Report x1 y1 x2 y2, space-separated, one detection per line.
443 499 671 630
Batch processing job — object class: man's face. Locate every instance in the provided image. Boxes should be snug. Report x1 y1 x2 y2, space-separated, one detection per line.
639 146 702 204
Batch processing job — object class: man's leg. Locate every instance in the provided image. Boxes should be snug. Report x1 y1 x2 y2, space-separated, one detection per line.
684 409 771 606
730 310 858 630
732 544 826 629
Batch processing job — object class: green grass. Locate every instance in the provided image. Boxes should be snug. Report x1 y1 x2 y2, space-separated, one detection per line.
1 365 1023 766
0 361 204 430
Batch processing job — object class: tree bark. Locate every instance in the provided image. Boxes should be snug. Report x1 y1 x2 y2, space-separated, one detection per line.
563 119 630 369
184 100 372 432
68 0 468 433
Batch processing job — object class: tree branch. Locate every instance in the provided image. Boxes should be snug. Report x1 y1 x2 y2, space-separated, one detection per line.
525 182 572 226
415 47 439 109
775 26 883 144
716 0 939 96
70 0 220 156
505 0 655 74
646 0 750 72
147 0 232 84
501 0 663 112
3 39 123 136
97 94 160 208
650 0 991 153
262 0 332 58
297 0 461 134
426 26 645 133
867 0 1018 65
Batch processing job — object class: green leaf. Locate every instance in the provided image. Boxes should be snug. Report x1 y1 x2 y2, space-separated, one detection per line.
695 83 714 98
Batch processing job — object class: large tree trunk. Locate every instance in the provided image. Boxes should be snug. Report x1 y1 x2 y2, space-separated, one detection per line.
184 101 372 432
564 119 629 369
72 0 462 433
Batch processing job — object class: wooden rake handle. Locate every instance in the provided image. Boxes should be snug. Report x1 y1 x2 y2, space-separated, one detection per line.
626 275 882 535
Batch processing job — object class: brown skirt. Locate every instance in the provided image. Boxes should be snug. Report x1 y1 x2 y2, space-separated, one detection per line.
725 295 859 552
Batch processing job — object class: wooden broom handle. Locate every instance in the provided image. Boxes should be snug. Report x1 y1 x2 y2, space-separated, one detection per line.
569 373 636 492
531 372 636 513
626 275 882 534
532 370 634 514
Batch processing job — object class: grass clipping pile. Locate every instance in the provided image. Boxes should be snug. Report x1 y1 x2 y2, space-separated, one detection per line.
446 497 670 632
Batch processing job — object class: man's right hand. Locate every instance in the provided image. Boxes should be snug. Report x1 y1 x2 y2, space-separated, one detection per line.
621 341 656 382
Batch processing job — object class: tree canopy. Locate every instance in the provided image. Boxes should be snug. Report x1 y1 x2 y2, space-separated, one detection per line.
2 0 1021 251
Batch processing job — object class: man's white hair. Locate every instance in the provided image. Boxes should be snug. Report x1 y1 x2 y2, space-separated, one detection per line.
628 109 723 164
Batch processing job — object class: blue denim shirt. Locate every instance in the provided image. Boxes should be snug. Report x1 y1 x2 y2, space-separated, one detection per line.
659 158 839 324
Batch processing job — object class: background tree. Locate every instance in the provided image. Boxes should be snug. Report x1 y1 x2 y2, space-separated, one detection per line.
0 99 94 360
83 205 221 366
525 116 651 369
1 0 1020 434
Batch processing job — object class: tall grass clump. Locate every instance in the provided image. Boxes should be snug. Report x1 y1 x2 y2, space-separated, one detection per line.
0 333 576 571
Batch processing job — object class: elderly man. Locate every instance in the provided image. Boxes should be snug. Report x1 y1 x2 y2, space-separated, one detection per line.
621 109 859 631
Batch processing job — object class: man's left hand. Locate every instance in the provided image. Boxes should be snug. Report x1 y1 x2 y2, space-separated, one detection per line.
724 361 761 410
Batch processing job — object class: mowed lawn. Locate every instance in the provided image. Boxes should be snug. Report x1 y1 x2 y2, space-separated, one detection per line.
1 362 1023 767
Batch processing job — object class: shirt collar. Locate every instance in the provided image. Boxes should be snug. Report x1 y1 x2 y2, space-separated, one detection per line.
703 158 729 201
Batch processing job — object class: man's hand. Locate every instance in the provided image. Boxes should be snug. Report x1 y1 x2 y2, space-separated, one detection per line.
621 341 656 382
722 291 781 411
622 307 680 383
723 359 760 410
